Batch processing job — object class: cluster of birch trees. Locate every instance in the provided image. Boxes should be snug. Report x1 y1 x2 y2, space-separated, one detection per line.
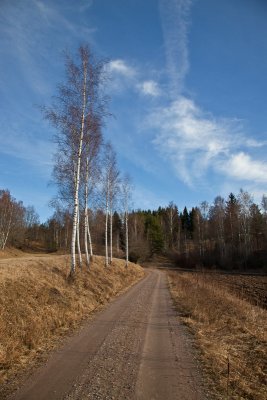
43 45 131 274
0 190 39 250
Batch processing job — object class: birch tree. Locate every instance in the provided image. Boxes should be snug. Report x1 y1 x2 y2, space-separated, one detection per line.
109 169 120 265
43 45 107 274
81 122 102 268
101 143 120 266
24 205 40 244
225 193 240 262
209 196 226 261
238 189 253 265
0 190 25 250
121 174 132 267
165 202 179 249
0 190 14 250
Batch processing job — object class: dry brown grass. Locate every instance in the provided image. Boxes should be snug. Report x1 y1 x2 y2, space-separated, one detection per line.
0 248 31 259
168 271 267 400
0 255 144 388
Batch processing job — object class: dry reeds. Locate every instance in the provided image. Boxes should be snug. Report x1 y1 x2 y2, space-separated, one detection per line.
168 271 267 400
0 255 144 389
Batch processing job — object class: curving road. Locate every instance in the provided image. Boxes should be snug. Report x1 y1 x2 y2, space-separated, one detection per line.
10 269 205 400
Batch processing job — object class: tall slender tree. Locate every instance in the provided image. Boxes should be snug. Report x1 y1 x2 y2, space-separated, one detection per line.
43 45 107 274
101 143 120 266
238 189 253 265
121 174 132 267
81 121 102 268
0 190 26 250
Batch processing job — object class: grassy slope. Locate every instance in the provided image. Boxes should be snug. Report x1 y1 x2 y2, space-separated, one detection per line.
168 271 267 400
0 255 144 389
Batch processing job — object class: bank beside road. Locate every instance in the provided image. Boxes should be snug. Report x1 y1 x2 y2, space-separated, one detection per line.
0 254 144 399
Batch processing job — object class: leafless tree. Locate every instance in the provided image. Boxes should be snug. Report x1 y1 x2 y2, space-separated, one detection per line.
238 189 253 264
0 190 26 250
261 194 267 215
81 122 102 268
209 196 226 260
43 45 107 274
0 190 14 250
24 205 40 243
165 202 179 249
101 143 120 266
121 174 132 267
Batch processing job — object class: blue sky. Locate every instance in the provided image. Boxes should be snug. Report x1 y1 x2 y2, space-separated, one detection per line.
1 0 267 221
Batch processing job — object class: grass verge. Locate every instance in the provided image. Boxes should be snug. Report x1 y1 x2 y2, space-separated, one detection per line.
168 271 267 400
0 255 144 394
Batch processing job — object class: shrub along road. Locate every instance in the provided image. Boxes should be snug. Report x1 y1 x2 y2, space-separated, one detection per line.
9 269 206 400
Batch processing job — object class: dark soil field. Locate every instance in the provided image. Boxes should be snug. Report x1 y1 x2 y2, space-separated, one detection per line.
204 272 267 309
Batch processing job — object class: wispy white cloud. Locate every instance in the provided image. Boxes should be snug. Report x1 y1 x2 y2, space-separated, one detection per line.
0 0 96 95
148 96 230 184
159 0 192 95
77 0 94 13
218 152 267 183
106 59 139 94
106 0 192 98
0 120 54 178
147 96 267 187
107 59 164 98
245 138 267 148
109 59 136 78
137 80 161 97
153 0 267 197
33 0 95 38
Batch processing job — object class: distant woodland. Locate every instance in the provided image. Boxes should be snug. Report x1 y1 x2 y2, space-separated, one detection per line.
1 187 267 271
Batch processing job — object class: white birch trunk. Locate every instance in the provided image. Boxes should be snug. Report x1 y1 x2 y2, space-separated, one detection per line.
125 211 129 267
76 205 82 269
2 204 13 250
87 215 93 256
109 208 113 264
122 175 131 267
70 61 87 274
84 219 90 268
105 200 109 267
84 157 90 268
104 175 110 267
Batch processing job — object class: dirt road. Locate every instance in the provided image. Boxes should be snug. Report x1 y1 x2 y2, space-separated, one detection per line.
9 269 205 400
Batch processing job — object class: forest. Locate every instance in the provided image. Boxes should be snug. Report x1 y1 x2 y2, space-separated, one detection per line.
1 187 267 271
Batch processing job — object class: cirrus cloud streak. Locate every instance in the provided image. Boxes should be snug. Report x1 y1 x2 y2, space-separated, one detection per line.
148 96 267 186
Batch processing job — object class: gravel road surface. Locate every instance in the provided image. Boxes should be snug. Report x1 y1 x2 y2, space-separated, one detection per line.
10 269 205 400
